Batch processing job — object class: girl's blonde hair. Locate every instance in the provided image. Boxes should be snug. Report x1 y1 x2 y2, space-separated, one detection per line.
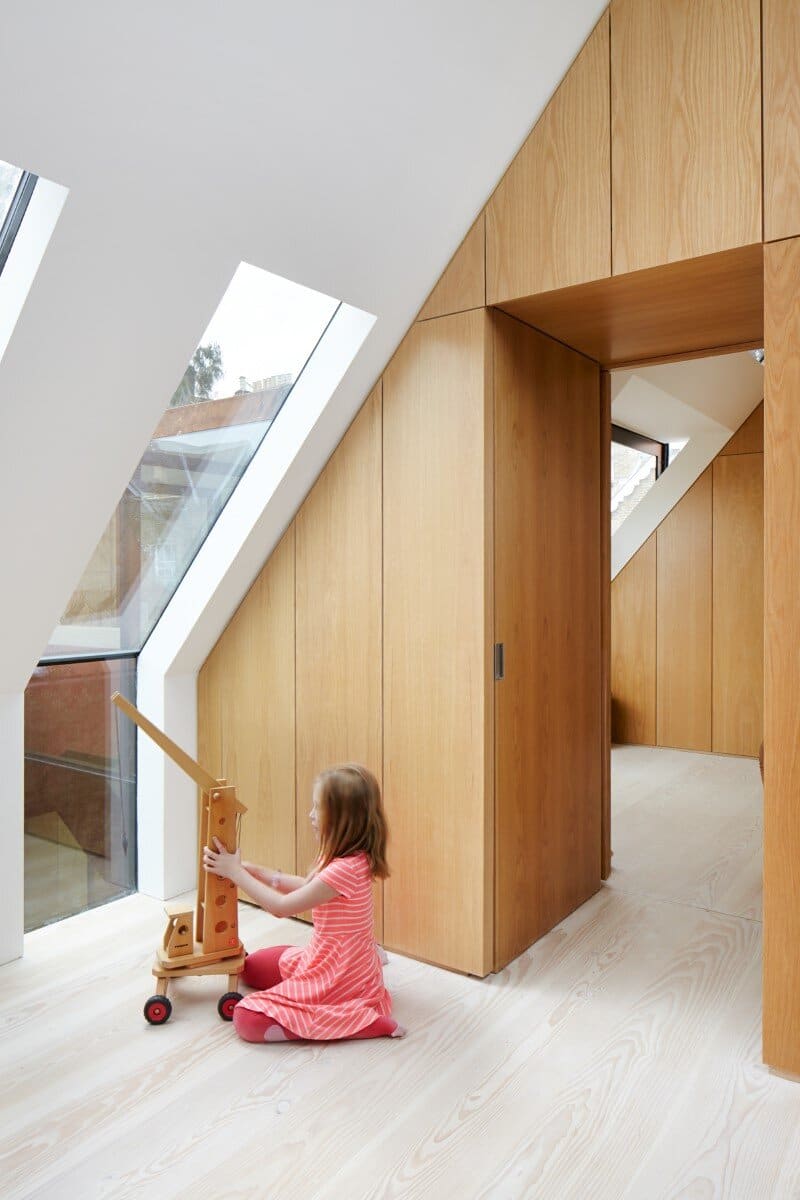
314 764 389 879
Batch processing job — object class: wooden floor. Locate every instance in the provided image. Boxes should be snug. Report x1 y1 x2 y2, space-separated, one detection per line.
3 746 800 1199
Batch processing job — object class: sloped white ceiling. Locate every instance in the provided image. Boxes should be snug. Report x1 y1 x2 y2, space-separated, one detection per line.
610 350 764 579
611 351 764 442
0 0 606 692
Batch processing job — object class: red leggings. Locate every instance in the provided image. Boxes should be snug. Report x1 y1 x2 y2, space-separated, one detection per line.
233 945 398 1043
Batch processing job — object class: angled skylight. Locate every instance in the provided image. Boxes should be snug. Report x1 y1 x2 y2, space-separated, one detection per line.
44 263 339 658
0 162 23 225
0 159 67 370
0 159 37 275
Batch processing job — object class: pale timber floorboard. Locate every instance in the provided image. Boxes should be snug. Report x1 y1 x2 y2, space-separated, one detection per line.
2 747 799 1199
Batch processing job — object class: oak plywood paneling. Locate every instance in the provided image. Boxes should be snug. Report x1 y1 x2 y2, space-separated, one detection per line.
656 470 712 752
763 237 800 1073
493 312 601 968
383 310 492 976
713 454 763 756
295 385 383 937
611 535 657 745
498 244 764 370
764 0 800 242
719 401 763 456
601 372 612 880
486 13 610 303
418 214 485 322
611 0 761 275
198 525 296 880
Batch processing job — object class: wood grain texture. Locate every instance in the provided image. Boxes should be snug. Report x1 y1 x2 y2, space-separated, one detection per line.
486 13 610 304
656 469 712 752
498 243 764 369
611 534 657 745
763 237 800 1074
613 407 763 759
601 372 612 880
611 0 761 274
719 400 764 455
294 385 384 938
197 526 296 881
493 312 602 968
764 0 800 241
610 745 763 922
418 213 485 321
383 310 493 976
713 454 764 757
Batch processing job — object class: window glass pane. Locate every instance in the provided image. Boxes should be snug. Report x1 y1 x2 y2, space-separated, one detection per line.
0 159 23 229
44 264 339 657
611 441 658 535
24 658 137 931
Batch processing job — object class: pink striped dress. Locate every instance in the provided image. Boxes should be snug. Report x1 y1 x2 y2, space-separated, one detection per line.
238 852 391 1039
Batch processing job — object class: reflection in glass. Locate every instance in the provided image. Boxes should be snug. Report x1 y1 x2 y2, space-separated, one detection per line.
44 263 339 656
24 658 137 931
611 442 658 536
0 160 23 230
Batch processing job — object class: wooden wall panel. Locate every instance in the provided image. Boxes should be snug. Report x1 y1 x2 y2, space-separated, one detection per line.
198 526 296 880
493 312 601 968
418 214 485 321
763 237 800 1073
611 534 657 745
499 245 764 370
487 14 610 303
611 0 761 275
764 0 800 242
600 372 612 879
612 413 765 758
713 454 763 756
719 401 763 456
383 310 492 976
295 385 383 937
656 470 712 751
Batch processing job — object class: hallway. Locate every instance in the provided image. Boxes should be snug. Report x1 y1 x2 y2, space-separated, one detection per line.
1 748 797 1199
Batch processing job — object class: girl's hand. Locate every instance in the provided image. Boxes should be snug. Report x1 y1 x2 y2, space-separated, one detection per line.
203 837 243 882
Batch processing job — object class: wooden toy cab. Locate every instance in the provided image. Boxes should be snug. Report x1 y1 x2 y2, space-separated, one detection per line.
111 692 247 1025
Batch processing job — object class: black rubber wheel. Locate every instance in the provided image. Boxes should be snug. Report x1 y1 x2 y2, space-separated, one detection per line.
218 991 243 1021
144 994 172 1025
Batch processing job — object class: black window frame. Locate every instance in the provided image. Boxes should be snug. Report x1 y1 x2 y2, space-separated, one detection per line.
0 169 37 277
611 423 670 477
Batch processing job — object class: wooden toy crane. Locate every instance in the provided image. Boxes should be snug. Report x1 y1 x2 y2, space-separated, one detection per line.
112 693 247 1025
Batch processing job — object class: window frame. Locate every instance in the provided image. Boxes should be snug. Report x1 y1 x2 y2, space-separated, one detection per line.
0 170 37 277
611 423 670 477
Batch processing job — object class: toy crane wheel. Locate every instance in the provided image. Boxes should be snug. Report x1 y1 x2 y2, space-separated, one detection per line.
218 991 242 1021
144 994 172 1025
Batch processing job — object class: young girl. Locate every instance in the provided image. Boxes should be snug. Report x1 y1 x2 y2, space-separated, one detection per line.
202 763 405 1043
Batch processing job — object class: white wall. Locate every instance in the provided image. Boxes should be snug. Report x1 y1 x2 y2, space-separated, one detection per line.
0 0 608 960
137 303 375 898
610 353 764 578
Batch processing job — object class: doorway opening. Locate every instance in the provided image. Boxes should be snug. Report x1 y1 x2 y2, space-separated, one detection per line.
607 347 764 923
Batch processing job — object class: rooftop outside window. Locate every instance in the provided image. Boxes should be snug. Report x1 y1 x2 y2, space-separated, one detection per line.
610 425 669 537
43 263 339 657
27 262 341 931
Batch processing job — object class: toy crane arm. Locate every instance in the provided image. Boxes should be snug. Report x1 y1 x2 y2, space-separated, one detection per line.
111 692 219 793
112 691 246 959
